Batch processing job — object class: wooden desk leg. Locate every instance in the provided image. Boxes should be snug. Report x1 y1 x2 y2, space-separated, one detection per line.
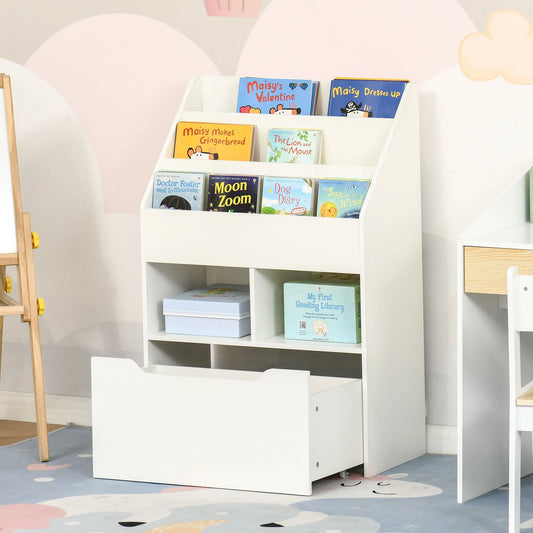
22 213 49 462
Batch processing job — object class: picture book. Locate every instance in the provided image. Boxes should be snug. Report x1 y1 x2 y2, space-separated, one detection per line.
284 275 361 344
260 176 314 216
317 179 370 218
152 171 206 210
173 121 255 161
207 174 260 213
266 128 322 164
327 78 408 118
236 77 319 115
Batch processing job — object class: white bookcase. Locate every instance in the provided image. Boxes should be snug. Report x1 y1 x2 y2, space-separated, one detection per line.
91 76 426 495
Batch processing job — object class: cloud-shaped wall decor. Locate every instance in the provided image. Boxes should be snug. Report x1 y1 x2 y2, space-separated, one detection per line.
459 9 533 84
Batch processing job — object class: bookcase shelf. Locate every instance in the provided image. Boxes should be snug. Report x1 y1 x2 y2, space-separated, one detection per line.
92 75 426 495
147 330 363 355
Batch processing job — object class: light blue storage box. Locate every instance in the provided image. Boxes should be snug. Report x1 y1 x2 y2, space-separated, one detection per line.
284 276 361 343
163 284 251 338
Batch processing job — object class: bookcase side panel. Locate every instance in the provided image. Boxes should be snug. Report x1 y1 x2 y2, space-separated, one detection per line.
199 75 239 113
359 85 426 475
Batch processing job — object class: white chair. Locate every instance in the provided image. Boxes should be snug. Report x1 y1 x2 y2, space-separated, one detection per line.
508 266 533 532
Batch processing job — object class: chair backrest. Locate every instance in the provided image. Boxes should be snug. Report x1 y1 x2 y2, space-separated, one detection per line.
508 266 533 333
508 266 533 402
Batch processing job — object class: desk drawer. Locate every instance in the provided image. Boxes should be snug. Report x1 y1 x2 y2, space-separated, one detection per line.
464 246 533 294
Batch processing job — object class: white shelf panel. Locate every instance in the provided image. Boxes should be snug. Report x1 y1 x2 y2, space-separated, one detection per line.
142 209 361 273
256 333 362 354
148 331 252 347
164 110 391 167
148 330 362 354
154 157 375 182
461 222 533 249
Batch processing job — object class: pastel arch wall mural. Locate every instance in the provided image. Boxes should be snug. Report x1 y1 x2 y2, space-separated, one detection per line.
2 0 533 430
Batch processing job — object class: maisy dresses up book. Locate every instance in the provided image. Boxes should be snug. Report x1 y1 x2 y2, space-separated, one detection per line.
327 78 408 119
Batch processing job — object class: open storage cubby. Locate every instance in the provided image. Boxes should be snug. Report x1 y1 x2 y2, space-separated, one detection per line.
91 76 426 495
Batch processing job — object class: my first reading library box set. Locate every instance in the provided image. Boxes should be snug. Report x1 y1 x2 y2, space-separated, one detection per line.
90 73 424 497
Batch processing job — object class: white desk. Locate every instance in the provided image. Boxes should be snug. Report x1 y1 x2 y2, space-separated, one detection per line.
458 171 533 502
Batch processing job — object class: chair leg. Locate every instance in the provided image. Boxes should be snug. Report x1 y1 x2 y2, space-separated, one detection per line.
510 428 521 533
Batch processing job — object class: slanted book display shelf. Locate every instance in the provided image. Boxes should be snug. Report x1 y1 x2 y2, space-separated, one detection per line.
91 76 425 496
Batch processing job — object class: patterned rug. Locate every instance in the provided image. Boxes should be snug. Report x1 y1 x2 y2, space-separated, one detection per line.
0 425 521 532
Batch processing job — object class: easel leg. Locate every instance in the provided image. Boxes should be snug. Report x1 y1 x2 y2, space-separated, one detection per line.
22 213 49 461
28 311 48 461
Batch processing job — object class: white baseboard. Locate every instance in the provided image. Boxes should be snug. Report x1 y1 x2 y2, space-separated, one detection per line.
426 423 457 454
0 390 92 427
0 391 457 455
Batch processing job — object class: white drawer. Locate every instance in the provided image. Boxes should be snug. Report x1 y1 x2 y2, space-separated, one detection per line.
91 357 363 496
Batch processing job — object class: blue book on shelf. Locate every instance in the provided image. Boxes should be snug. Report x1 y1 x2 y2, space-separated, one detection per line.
152 171 206 210
237 77 318 115
328 78 408 118
317 179 370 218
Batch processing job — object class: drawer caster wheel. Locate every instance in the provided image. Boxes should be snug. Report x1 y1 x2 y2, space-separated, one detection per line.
339 470 350 479
4 276 12 293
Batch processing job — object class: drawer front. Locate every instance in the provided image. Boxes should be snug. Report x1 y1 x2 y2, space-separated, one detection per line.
92 357 362 496
464 246 533 294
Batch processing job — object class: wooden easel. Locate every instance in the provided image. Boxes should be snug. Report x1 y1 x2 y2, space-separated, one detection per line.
0 73 48 461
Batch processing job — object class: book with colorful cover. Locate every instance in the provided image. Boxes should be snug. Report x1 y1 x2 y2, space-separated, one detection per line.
236 77 319 115
284 275 361 343
266 128 322 164
173 121 255 161
207 174 260 213
260 176 314 216
152 171 206 210
327 78 408 118
317 179 370 218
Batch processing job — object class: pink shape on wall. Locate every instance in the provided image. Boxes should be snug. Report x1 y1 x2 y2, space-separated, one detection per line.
204 0 262 17
237 0 476 83
26 14 220 215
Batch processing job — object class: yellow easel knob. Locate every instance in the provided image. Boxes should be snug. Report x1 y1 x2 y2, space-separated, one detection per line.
37 297 45 315
4 276 11 293
31 231 40 249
